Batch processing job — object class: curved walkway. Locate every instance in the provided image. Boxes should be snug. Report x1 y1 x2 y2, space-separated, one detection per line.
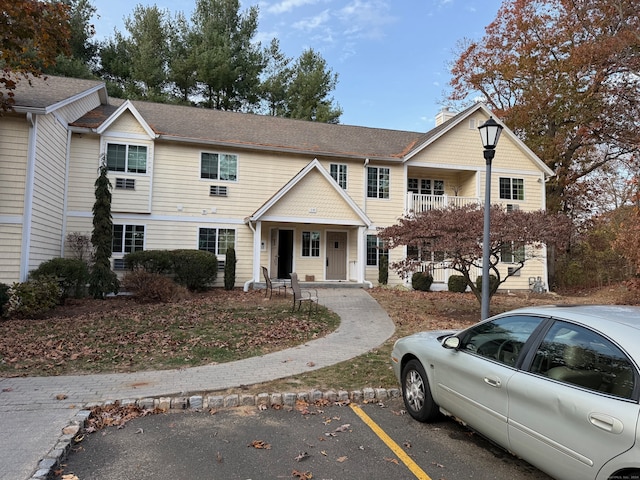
0 288 396 480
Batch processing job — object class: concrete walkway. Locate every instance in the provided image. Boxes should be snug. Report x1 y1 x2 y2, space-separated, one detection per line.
0 288 395 480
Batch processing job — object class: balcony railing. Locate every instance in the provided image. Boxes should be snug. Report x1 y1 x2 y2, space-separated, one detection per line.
407 193 480 214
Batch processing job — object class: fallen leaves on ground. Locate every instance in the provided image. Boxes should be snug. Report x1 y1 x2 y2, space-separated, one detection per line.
0 289 338 377
248 439 271 449
291 470 313 479
84 402 159 431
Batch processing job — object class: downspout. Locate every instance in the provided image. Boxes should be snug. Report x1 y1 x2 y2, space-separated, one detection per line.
20 113 37 281
60 129 72 256
243 219 257 292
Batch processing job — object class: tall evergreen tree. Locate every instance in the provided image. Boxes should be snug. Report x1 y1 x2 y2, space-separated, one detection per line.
89 162 119 299
286 48 342 123
124 5 171 100
260 38 293 116
167 12 198 103
191 0 264 110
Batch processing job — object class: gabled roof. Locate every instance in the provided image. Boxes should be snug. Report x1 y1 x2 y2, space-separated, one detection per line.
405 102 555 177
9 75 107 114
249 158 372 227
96 100 157 139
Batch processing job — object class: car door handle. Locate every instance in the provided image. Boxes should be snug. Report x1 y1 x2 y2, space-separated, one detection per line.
483 376 502 388
589 413 624 434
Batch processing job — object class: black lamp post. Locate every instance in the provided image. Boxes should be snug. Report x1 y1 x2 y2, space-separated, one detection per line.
478 116 503 320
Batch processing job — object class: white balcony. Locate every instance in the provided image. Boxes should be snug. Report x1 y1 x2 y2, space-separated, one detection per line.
407 193 480 214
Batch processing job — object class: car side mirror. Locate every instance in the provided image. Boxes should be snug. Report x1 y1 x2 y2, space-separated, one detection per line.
443 336 461 349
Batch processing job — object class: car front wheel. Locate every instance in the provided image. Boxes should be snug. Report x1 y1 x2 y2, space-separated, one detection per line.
401 359 440 422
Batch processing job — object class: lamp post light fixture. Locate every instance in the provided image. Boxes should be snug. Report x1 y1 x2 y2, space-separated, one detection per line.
478 116 503 320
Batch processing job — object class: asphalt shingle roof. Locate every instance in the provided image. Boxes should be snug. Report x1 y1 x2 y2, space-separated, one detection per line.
8 75 449 160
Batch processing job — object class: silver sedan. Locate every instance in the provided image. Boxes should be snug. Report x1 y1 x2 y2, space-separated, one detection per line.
391 305 640 480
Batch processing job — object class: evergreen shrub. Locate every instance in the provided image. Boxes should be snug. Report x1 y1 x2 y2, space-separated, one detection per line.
412 271 433 291
30 258 89 299
448 275 467 293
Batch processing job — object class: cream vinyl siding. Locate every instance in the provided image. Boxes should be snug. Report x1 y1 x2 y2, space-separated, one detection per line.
28 114 68 271
55 92 102 124
66 134 101 212
109 174 151 213
0 225 22 283
318 158 366 209
364 161 405 226
0 117 29 216
266 170 360 221
105 112 150 137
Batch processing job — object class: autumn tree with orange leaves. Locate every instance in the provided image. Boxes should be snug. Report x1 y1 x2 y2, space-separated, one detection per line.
378 205 572 305
0 0 71 111
449 0 640 217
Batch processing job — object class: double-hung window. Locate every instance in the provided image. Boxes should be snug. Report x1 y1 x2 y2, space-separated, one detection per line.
367 166 389 198
330 164 348 189
198 228 236 255
112 225 145 253
501 241 525 264
106 144 147 173
302 231 320 257
499 177 524 200
366 235 388 266
201 153 238 181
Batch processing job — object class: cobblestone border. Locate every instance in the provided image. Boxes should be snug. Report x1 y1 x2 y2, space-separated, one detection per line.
30 387 401 480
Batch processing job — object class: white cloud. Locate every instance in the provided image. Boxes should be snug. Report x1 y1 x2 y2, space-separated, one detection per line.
336 0 396 40
292 9 331 30
265 0 323 14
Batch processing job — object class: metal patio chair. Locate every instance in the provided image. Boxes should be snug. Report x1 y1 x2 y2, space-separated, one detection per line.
290 272 319 316
262 266 288 299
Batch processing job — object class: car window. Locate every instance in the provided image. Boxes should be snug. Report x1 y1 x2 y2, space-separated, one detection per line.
459 315 543 366
530 320 636 399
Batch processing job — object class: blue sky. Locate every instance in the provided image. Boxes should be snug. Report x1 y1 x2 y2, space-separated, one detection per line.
91 0 503 132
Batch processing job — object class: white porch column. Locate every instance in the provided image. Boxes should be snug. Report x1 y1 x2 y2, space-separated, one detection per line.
357 226 366 284
253 220 262 283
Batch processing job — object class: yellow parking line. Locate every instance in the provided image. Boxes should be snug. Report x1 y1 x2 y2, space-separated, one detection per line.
350 404 431 480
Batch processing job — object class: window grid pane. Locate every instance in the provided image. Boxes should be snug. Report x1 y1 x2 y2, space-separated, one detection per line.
107 144 126 172
201 153 219 180
367 167 378 198
366 235 377 265
379 168 389 198
112 225 124 253
124 225 144 253
512 178 524 200
127 145 147 173
199 228 217 253
218 229 235 253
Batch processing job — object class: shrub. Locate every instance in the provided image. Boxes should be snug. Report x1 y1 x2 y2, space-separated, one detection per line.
171 250 218 291
224 247 236 291
30 258 89 299
0 283 10 316
476 275 499 295
411 271 433 291
7 277 61 318
122 270 188 303
448 275 467 293
378 255 389 285
124 250 173 274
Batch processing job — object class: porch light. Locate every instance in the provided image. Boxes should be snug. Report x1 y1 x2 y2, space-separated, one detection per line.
478 116 503 320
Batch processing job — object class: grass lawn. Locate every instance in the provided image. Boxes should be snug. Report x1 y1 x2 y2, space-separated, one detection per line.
1 284 636 393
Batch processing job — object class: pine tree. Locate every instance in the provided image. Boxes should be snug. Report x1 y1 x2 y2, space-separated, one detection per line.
88 161 119 299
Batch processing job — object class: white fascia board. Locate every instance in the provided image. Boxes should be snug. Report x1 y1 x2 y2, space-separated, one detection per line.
96 100 157 139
